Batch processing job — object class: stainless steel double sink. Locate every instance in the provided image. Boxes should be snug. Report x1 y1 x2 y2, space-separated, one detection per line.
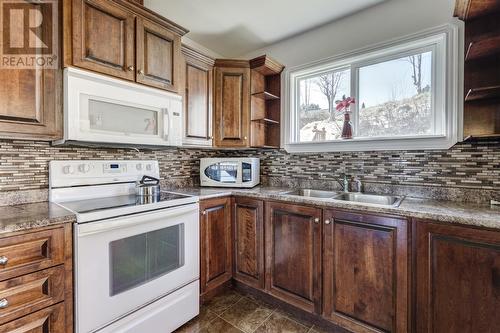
283 189 404 207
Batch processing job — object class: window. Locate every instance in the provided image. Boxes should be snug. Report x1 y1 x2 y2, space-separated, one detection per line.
285 25 461 152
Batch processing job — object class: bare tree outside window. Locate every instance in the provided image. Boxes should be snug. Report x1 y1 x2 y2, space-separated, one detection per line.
407 54 423 94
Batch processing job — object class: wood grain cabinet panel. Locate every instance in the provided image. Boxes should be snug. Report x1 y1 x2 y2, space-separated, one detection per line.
0 0 61 140
265 202 322 313
323 210 408 333
72 0 135 80
214 63 250 147
200 197 232 296
182 46 214 146
0 302 66 333
416 221 500 333
136 17 181 92
0 228 64 281
233 197 264 289
0 266 65 325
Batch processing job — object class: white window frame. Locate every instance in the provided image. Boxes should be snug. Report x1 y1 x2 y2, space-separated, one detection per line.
283 24 462 153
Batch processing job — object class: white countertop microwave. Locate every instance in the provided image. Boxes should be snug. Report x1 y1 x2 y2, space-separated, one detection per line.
54 67 183 147
200 158 260 188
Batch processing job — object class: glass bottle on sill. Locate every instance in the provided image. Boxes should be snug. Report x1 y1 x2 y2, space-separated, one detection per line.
341 110 353 139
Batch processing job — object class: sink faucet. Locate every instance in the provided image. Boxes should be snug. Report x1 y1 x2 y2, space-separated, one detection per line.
335 174 363 193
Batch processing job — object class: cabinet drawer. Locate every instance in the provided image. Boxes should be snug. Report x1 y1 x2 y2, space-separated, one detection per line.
0 228 65 281
0 266 66 325
0 302 66 333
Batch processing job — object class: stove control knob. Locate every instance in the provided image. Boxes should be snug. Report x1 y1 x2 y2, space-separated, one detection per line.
146 164 152 171
78 164 91 173
136 164 142 171
62 165 74 175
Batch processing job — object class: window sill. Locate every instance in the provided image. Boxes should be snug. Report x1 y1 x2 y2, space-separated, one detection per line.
284 135 458 153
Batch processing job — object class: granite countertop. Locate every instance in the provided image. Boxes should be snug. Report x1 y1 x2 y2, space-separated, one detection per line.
0 202 76 235
166 186 500 230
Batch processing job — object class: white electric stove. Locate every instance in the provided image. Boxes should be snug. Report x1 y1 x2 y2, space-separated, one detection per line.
49 160 199 333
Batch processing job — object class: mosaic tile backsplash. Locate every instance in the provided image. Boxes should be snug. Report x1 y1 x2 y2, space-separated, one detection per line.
0 139 498 203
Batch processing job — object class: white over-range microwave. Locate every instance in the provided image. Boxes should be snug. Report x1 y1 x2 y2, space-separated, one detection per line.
200 158 260 188
54 67 182 147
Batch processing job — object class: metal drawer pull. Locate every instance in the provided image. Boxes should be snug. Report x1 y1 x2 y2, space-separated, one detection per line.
0 299 8 309
325 219 331 225
314 218 320 223
0 256 8 265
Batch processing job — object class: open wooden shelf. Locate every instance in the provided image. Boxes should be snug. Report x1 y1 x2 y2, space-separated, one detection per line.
466 35 500 60
249 55 284 148
465 85 500 101
454 0 500 20
252 91 280 100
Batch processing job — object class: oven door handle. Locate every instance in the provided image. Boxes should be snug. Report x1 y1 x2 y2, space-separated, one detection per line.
77 203 199 236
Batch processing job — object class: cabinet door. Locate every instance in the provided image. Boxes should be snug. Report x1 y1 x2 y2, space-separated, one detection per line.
233 197 264 289
136 17 181 92
323 210 408 333
72 0 135 80
182 48 214 146
0 1 61 140
265 202 322 313
214 66 250 148
416 221 500 333
199 197 232 296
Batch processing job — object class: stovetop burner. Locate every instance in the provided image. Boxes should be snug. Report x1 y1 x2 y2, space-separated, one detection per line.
59 191 192 215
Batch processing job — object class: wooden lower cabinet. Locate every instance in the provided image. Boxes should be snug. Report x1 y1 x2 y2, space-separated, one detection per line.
0 224 72 333
416 220 500 333
322 210 409 333
0 303 66 333
265 202 322 313
199 197 233 297
233 197 264 289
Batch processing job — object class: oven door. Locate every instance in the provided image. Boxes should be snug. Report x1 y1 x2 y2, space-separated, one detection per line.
75 203 199 333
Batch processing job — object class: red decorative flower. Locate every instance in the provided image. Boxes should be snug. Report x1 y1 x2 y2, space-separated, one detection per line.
335 95 356 112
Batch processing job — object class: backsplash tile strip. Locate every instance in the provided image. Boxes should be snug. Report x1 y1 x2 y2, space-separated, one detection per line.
0 139 498 204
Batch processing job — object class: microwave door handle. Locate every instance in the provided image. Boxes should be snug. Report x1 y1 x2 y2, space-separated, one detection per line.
238 163 243 184
163 108 170 142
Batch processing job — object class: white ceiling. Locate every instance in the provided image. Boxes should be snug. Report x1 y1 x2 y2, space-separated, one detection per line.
144 0 386 57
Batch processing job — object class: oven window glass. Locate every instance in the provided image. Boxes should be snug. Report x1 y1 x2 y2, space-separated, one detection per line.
88 99 159 136
109 224 185 296
204 162 238 183
242 163 252 182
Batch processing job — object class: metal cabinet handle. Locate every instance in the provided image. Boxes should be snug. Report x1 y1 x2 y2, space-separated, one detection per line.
202 210 206 215
127 65 135 71
314 217 320 224
325 219 331 225
0 256 8 265
243 136 248 140
138 69 145 75
0 299 8 309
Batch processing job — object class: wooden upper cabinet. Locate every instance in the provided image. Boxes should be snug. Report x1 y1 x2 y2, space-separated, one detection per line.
416 220 500 333
233 197 264 289
136 17 181 92
214 60 251 147
265 202 322 314
67 0 187 92
182 46 214 146
323 210 409 333
199 197 233 297
0 0 61 140
71 0 136 81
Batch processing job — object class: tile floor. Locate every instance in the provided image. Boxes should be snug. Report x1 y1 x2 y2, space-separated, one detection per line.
174 289 337 333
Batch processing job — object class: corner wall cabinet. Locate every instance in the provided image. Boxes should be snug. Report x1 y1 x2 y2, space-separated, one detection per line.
65 0 187 93
454 0 500 140
213 56 284 148
181 45 215 146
